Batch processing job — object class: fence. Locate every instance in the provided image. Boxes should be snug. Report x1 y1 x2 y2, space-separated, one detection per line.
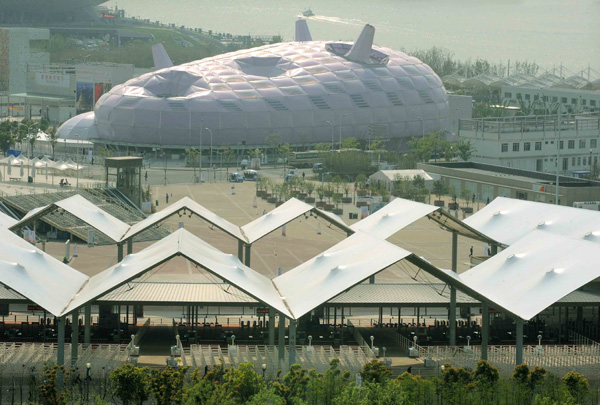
421 341 600 377
184 344 374 379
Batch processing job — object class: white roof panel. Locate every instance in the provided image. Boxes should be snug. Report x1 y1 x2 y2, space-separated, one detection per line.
0 235 88 316
122 196 244 242
274 231 412 318
464 197 600 246
350 198 438 239
454 230 600 321
241 198 314 243
0 212 17 228
62 229 291 318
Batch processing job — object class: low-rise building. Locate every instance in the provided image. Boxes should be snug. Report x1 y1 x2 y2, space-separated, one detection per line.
458 113 600 174
418 161 600 206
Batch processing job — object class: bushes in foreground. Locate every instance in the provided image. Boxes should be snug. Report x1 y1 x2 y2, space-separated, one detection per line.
36 359 594 404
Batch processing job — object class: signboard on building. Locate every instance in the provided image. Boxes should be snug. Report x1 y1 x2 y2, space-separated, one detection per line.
35 72 70 88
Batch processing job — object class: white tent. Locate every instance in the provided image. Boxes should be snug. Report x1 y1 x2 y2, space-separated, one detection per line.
62 229 292 318
464 197 600 246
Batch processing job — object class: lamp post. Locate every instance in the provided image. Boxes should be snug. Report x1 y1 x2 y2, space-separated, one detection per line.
325 120 334 152
205 127 214 181
339 113 347 150
199 120 204 182
75 134 80 188
590 148 593 175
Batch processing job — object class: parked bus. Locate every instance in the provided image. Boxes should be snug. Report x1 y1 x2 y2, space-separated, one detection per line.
288 151 321 168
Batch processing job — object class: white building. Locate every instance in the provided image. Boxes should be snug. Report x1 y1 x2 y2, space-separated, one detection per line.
459 114 600 175
369 169 433 192
0 28 50 94
501 86 600 114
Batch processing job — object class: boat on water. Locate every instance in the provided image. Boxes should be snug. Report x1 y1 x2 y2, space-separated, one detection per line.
302 8 314 17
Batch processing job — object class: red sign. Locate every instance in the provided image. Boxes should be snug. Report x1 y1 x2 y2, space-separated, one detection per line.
27 305 44 311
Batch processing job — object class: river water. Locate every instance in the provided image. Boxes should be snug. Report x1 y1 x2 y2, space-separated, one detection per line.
105 0 599 72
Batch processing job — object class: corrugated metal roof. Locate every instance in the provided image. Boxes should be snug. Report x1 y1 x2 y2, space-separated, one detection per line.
329 283 478 305
99 282 256 304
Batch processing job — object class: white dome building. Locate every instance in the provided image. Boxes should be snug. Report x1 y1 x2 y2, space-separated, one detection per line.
58 23 448 148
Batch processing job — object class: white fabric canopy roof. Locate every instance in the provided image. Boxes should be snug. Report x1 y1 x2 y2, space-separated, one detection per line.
242 198 350 244
0 229 88 316
273 231 413 318
122 196 245 242
12 195 130 242
440 230 600 321
0 212 17 228
464 197 600 246
350 198 438 239
62 229 292 318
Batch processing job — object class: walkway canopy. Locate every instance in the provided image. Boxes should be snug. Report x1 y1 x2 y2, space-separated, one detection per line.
62 228 293 318
11 194 130 243
424 230 600 321
351 197 499 244
463 197 600 246
0 227 88 316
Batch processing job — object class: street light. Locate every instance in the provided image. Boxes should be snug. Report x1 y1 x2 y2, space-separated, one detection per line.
204 127 214 180
325 120 334 151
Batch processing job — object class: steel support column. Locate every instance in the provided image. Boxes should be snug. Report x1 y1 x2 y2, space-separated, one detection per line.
516 318 524 365
84 304 91 345
71 311 79 365
288 319 297 368
127 238 133 255
481 303 489 360
237 240 244 262
449 231 458 347
244 244 251 267
268 308 275 346
117 243 124 262
57 316 65 366
278 315 285 362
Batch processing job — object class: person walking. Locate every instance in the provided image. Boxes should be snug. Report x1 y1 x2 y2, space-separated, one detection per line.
469 246 473 257
166 193 169 204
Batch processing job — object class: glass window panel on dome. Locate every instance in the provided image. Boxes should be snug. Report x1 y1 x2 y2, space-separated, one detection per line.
387 65 409 77
297 59 320 68
402 65 420 76
353 107 374 124
287 96 312 110
329 94 354 109
292 110 314 126
396 77 416 91
335 70 358 80
295 76 319 85
372 67 392 78
401 90 420 105
379 77 400 91
305 65 330 75
324 62 347 72
162 127 189 146
246 111 269 128
133 108 160 127
372 107 390 123
271 77 297 87
219 112 246 129
366 92 389 108
211 83 231 92
235 90 261 99
227 81 253 91
250 80 275 89
257 87 284 98
134 126 159 144
301 83 328 96
161 110 189 128
111 108 134 125
313 72 338 83
223 75 245 83
270 111 293 127
279 86 305 97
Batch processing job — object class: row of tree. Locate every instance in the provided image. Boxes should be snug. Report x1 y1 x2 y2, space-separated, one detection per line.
0 118 59 158
35 359 594 404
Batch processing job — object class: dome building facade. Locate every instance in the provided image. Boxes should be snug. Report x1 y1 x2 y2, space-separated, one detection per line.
59 23 449 148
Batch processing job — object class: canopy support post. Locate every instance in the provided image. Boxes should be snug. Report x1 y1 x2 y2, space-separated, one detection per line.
117 243 124 262
278 315 285 362
268 308 275 346
237 240 244 262
288 318 296 368
516 318 524 365
491 243 498 256
481 303 489 360
84 304 91 345
71 310 79 365
244 244 251 267
127 238 133 255
449 231 458 347
57 316 65 366
340 307 345 344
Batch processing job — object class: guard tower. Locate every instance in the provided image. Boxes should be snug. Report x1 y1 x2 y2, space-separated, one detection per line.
105 157 143 208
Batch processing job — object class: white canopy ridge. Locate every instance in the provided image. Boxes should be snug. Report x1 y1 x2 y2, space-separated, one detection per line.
464 197 600 246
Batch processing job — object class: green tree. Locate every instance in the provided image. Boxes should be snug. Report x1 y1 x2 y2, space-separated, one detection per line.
562 371 589 403
110 364 150 405
408 132 449 162
341 137 360 150
359 359 392 384
0 122 15 155
47 125 58 159
461 188 472 208
315 142 331 152
225 362 265 403
433 179 448 200
265 132 282 165
149 366 188 405
369 138 387 151
456 138 476 161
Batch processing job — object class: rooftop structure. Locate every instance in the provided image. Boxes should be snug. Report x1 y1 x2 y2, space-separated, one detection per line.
57 22 449 148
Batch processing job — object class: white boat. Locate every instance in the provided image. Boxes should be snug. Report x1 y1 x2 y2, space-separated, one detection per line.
302 8 314 17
